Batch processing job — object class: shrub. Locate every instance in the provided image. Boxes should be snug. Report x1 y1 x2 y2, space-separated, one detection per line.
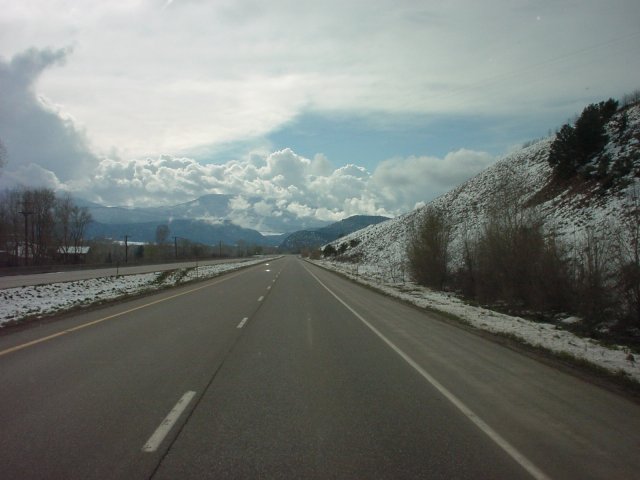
573 228 616 330
407 207 451 289
322 244 337 257
457 186 573 315
614 187 640 329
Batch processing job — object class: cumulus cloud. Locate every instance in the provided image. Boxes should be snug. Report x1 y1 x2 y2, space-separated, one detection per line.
0 47 100 184
372 149 495 208
0 163 66 191
77 146 495 227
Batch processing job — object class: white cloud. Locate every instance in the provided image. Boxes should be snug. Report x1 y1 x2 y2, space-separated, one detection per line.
65 146 494 225
1 1 638 158
371 149 495 208
311 154 333 176
0 163 66 191
0 47 100 182
229 195 250 211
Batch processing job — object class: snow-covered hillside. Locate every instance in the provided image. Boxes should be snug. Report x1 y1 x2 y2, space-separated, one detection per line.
330 103 640 274
314 102 640 383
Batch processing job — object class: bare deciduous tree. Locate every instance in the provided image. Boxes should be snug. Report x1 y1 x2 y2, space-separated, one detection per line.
1 188 92 265
55 194 74 255
407 206 451 289
24 188 56 264
71 205 92 252
155 224 170 245
615 184 640 328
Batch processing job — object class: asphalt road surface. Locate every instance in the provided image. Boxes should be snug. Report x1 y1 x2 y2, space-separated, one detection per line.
0 257 264 289
0 256 639 479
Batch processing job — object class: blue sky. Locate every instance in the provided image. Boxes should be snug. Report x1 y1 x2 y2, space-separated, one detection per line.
267 112 549 170
1 0 639 226
192 106 577 175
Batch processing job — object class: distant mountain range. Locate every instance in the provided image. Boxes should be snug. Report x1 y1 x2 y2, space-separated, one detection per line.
77 194 330 233
86 218 284 247
80 195 389 249
279 215 389 252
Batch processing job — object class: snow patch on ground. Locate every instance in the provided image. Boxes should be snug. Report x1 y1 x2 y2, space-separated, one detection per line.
314 104 640 384
313 259 640 383
0 258 267 327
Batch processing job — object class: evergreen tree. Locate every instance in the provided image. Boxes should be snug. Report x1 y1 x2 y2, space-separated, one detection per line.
548 98 619 180
548 124 578 179
575 103 608 164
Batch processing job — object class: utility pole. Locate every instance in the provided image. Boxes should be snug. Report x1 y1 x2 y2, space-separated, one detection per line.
19 207 33 266
174 236 178 259
124 235 129 263
219 240 222 258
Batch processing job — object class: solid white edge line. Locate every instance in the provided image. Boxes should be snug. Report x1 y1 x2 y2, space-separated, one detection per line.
237 317 249 329
142 391 197 453
304 266 551 480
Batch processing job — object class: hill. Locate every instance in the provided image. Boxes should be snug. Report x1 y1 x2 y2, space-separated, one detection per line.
314 97 640 376
318 98 640 355
329 101 640 272
280 215 389 252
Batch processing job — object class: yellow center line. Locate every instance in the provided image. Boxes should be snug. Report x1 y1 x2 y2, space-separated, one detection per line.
0 270 245 358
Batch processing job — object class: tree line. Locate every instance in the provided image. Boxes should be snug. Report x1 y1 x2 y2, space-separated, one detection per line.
407 186 640 343
547 97 638 188
124 224 267 264
0 187 93 266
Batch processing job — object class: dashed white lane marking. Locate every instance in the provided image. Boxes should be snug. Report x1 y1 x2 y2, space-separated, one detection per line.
305 266 551 480
258 296 264 302
142 391 196 453
237 317 248 329
267 285 272 291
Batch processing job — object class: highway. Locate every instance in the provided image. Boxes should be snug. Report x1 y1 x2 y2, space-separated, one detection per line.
0 256 639 479
0 257 263 289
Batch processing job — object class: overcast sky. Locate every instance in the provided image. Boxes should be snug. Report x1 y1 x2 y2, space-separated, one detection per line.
1 0 639 228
